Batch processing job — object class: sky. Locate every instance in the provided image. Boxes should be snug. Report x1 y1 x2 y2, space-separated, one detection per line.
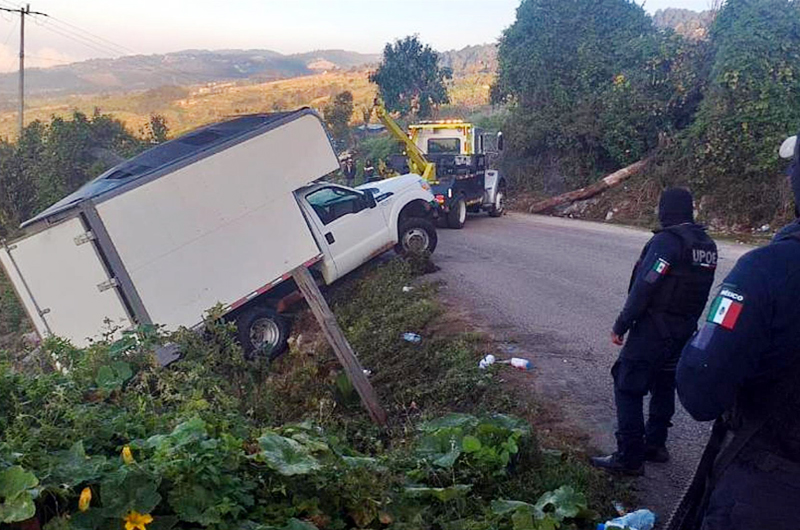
0 0 715 74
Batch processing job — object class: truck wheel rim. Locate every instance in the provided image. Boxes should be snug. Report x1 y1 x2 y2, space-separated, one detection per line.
250 318 280 351
403 228 430 253
458 201 467 223
495 192 505 213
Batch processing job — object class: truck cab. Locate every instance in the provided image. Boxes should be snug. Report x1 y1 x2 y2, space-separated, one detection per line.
295 174 438 285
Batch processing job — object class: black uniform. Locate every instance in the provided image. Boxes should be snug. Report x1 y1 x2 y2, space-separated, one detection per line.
593 188 717 473
674 138 800 529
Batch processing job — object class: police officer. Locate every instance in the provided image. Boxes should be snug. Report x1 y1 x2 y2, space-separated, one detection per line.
591 188 718 475
673 133 800 529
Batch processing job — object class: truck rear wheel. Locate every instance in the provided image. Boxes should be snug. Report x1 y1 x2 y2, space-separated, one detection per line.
447 197 467 229
396 217 438 255
235 305 290 360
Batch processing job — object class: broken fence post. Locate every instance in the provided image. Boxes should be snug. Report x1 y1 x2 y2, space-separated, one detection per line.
291 265 387 426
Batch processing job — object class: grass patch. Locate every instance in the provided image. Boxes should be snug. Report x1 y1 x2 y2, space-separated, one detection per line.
0 257 632 530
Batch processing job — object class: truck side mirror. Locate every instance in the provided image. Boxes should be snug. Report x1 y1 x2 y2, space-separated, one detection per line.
362 189 377 209
496 132 504 152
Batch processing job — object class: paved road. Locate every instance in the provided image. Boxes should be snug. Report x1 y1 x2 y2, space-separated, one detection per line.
432 212 753 520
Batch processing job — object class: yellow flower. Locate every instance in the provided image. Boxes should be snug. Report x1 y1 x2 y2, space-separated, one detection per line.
78 487 92 512
123 511 153 530
121 445 135 465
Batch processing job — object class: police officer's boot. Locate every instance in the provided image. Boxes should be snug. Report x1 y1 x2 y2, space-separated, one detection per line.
589 453 644 476
644 445 670 463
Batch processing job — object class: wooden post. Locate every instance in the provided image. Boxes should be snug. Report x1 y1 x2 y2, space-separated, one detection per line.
291 266 387 426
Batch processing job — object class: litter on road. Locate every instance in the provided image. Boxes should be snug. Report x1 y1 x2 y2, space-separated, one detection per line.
402 332 422 344
597 509 656 530
479 354 532 371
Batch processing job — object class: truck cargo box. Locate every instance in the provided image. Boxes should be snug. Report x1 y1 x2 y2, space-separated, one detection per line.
2 108 339 347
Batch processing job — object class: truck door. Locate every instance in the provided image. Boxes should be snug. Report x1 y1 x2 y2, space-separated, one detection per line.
302 186 391 277
0 216 132 347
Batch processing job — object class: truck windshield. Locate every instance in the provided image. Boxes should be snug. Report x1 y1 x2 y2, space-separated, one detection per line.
427 138 461 154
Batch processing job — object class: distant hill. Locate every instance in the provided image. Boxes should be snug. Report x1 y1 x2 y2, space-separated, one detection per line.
439 44 497 75
653 8 715 40
0 49 379 98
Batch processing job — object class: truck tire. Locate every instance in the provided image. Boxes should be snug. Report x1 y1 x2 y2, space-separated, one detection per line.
235 305 290 360
396 217 438 255
488 185 506 218
447 197 467 229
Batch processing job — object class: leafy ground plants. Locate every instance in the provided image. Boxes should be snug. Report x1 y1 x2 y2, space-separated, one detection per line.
0 258 630 529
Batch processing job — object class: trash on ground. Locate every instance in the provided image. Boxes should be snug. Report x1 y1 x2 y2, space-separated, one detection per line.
597 508 656 530
402 332 422 344
402 286 414 292
507 357 532 370
479 354 532 371
478 354 496 369
363 369 372 376
612 500 627 516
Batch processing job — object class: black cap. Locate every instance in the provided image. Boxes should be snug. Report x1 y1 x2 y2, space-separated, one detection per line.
659 188 694 228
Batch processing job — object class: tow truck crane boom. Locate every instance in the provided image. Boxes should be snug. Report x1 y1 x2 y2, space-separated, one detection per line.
373 103 436 182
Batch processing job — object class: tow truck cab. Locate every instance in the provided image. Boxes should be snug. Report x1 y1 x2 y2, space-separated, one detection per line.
408 120 504 229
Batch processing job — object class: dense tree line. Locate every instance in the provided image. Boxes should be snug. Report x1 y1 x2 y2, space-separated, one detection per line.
0 111 168 238
495 0 800 225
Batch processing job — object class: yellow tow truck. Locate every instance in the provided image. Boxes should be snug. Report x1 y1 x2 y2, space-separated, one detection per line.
374 103 506 229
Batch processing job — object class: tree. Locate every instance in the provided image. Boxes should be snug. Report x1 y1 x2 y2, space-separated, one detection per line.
141 114 170 145
494 0 706 189
323 91 354 152
369 36 452 118
682 0 800 223
0 111 153 236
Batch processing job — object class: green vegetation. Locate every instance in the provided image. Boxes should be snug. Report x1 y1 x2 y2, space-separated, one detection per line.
496 0 800 227
494 0 707 191
323 91 356 152
0 259 630 529
369 36 453 118
0 111 168 239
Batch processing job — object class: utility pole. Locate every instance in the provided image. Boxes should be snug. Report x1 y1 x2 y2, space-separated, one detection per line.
0 4 48 138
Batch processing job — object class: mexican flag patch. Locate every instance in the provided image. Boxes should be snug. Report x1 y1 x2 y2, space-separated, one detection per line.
653 259 670 275
707 289 744 330
645 258 670 283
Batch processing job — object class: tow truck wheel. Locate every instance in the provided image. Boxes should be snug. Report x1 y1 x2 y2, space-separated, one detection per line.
489 187 506 218
396 217 438 255
447 197 467 229
235 305 290 361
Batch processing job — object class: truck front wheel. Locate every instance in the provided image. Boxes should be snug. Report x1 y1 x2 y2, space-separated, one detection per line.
488 185 506 217
396 217 438 255
235 305 291 360
447 197 467 229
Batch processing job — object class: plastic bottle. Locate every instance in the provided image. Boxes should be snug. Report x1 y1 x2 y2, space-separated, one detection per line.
509 357 532 370
402 332 422 344
596 509 656 530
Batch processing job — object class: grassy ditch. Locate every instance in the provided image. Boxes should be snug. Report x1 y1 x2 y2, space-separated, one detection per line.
0 258 631 530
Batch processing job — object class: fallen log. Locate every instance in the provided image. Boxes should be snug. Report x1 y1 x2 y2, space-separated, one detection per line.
529 157 652 214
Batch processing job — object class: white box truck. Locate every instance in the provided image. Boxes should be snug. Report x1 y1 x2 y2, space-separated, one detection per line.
0 109 438 357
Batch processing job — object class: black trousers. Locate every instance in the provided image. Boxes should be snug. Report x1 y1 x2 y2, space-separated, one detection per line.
612 318 686 466
613 361 677 465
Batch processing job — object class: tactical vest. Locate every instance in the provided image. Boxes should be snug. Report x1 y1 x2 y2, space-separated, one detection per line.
649 224 718 318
